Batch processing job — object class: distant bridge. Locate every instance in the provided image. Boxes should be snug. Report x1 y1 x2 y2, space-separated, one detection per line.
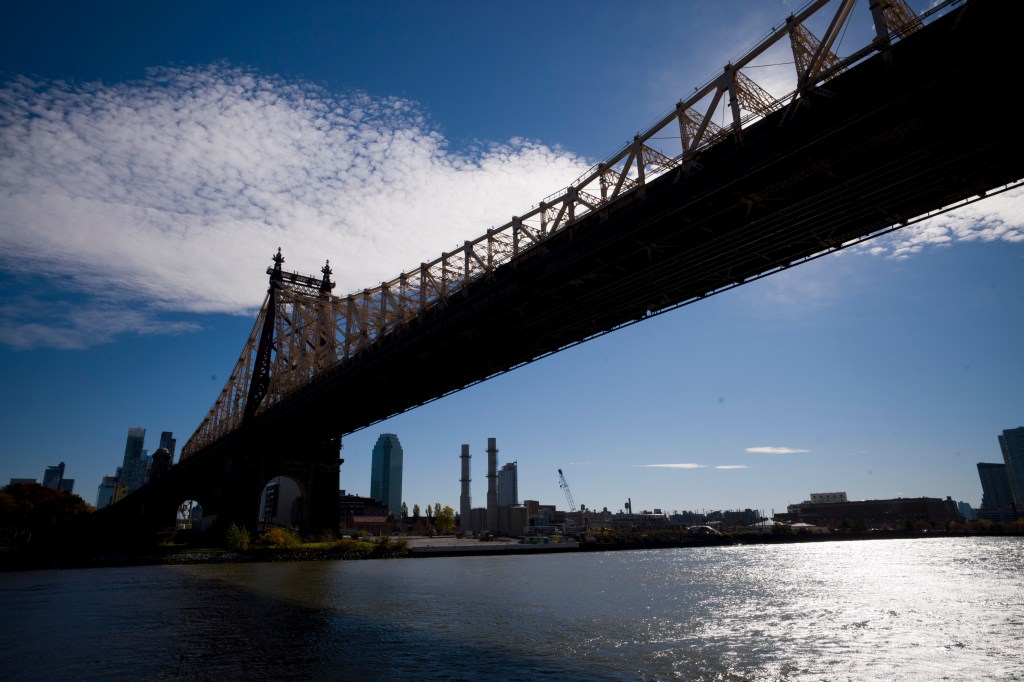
99 0 1024 538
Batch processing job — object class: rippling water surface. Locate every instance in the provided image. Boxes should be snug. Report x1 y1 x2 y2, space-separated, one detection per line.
2 536 1022 681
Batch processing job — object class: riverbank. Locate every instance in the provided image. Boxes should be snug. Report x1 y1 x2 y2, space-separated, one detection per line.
2 529 1018 571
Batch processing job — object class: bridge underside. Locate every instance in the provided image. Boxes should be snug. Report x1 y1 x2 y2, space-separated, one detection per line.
123 0 1019 539
90 433 341 541
267 0 1020 442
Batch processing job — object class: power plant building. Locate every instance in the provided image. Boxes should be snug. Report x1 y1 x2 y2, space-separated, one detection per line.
486 437 498 534
498 461 518 508
457 437 527 536
459 444 472 532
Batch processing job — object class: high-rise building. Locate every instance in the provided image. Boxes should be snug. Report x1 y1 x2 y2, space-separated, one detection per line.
998 426 1024 510
96 475 119 509
42 462 65 490
261 480 280 528
158 431 177 463
58 479 75 494
977 462 1015 522
150 448 172 480
370 434 403 518
120 427 148 493
498 461 518 508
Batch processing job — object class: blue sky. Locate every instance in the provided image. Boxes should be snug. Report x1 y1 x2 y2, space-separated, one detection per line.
2 0 1021 517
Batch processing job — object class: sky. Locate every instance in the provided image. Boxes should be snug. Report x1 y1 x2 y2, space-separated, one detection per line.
1 0 1022 519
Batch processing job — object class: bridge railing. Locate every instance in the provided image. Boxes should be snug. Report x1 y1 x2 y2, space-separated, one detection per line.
182 0 958 459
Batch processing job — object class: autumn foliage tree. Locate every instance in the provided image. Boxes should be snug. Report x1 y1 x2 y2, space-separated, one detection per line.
0 483 94 545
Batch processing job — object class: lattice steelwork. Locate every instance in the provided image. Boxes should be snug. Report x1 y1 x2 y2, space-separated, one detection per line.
182 0 941 460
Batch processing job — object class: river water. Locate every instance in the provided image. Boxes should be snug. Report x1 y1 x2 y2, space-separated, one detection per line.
1 536 1022 681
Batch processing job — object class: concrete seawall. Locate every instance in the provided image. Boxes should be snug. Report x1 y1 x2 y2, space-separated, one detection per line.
405 536 579 557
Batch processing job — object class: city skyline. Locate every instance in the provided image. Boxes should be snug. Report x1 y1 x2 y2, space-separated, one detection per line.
1 1 1022 517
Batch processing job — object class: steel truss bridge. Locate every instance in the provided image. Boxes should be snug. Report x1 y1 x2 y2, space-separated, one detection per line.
100 0 1023 538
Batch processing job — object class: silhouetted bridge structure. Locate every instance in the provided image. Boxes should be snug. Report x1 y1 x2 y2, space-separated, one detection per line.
99 0 1023 539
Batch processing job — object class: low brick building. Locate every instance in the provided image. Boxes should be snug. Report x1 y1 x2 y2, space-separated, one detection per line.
783 497 951 528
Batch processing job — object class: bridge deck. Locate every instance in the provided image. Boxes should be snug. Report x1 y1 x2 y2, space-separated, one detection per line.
251 0 1020 447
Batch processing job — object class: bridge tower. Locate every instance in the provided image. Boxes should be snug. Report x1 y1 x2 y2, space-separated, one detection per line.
93 250 345 542
215 249 342 537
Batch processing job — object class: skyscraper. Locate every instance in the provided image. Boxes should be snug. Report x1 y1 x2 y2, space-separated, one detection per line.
158 431 177 463
96 475 119 509
120 427 148 493
498 461 518 508
42 462 65 490
998 426 1024 511
977 462 1015 522
370 434 403 518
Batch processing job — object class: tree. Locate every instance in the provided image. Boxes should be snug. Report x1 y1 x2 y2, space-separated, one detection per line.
412 503 420 518
0 483 93 545
433 502 441 520
401 502 408 519
225 522 250 550
436 505 456 534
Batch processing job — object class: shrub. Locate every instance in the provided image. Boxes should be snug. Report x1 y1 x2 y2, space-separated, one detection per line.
259 526 301 549
331 538 365 552
225 523 250 551
370 534 409 557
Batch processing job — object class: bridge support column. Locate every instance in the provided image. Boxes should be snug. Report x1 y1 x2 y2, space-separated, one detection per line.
218 451 264 536
302 435 342 538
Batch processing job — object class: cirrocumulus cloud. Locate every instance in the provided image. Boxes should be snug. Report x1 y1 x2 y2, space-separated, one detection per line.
0 65 591 349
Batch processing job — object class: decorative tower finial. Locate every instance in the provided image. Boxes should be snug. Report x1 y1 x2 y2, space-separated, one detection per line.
320 260 335 293
269 247 284 282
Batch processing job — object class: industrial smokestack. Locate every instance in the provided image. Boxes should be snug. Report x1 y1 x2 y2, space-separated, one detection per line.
486 437 498 534
460 444 472 532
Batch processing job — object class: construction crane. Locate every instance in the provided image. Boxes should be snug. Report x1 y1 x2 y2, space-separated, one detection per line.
557 468 577 513
558 468 591 541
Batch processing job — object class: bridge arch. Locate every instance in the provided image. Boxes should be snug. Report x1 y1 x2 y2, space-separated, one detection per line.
258 475 304 532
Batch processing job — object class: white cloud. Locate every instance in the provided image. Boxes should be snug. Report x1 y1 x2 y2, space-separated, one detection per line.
853 187 1024 260
4 63 1019 351
715 465 750 469
637 463 706 469
0 65 591 349
732 187 1024 318
745 446 809 454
